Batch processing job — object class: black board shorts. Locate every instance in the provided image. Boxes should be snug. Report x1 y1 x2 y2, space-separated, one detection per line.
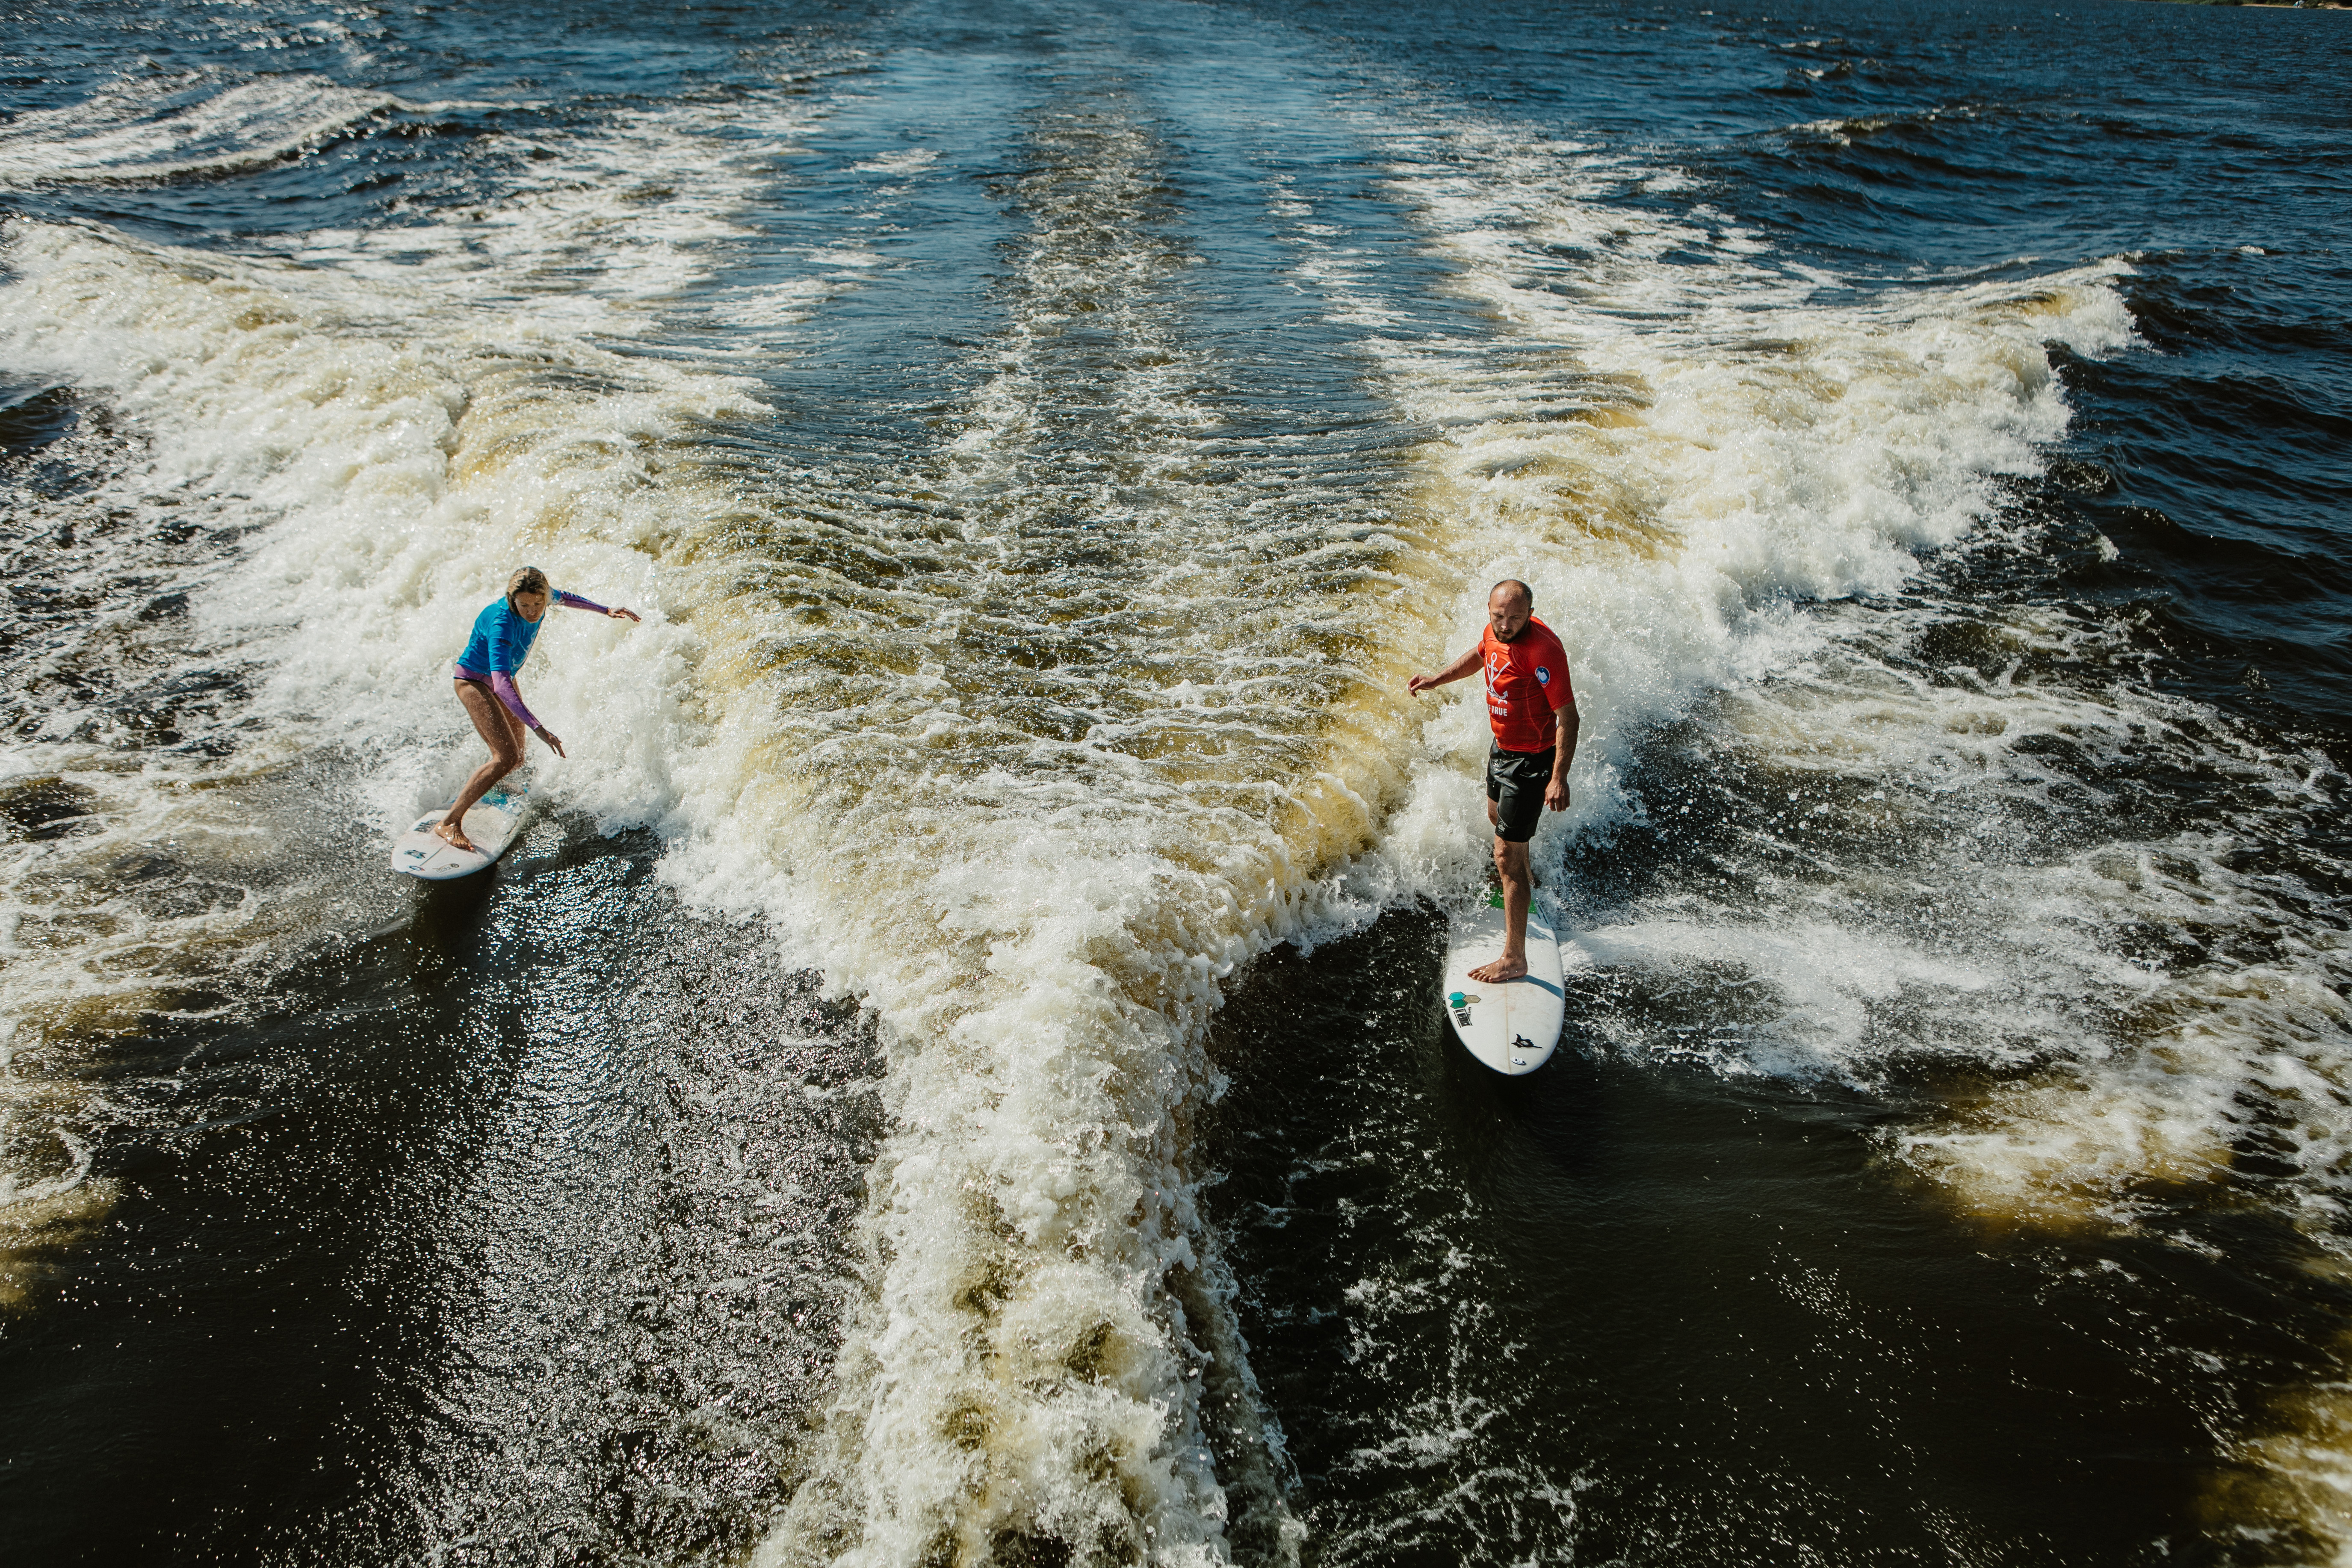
1486 743 1552 843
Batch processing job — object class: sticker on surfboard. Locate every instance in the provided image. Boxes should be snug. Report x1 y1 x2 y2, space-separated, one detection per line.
388 785 528 881
1440 890 1566 1075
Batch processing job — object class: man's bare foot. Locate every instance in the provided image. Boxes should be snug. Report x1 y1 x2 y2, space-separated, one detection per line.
1468 954 1528 983
432 818 478 853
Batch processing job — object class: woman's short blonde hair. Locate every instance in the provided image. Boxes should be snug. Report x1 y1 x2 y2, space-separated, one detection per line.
506 566 552 608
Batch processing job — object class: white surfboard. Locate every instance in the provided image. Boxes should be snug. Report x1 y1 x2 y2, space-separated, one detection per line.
1441 892 1566 1075
388 785 529 880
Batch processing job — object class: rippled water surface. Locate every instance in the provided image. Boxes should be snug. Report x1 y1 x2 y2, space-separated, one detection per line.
2 0 2348 1562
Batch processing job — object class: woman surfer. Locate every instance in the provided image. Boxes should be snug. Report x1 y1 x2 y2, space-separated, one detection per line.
437 565 641 852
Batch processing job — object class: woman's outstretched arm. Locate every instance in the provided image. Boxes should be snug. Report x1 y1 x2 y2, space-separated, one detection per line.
554 589 641 622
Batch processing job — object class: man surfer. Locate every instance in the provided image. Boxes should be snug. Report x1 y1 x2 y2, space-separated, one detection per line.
1407 579 1579 983
438 565 641 853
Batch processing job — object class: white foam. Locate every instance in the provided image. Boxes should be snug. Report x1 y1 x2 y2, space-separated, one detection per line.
250 94 841 345
0 74 407 185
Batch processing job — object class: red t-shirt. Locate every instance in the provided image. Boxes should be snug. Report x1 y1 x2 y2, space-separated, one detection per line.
1481 616 1573 753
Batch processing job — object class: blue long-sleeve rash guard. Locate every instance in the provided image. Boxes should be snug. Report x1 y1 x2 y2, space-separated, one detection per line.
454 589 607 727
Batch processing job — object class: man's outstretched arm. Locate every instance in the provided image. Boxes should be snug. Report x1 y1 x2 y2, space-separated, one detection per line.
1408 645 1483 696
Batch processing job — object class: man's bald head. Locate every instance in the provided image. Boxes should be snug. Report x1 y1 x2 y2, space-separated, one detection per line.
1486 579 1535 642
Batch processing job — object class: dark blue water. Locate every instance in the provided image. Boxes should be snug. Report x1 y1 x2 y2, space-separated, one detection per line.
4 1 2349 1563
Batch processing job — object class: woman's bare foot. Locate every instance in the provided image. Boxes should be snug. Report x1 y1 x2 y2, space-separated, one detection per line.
1468 954 1529 983
432 818 478 853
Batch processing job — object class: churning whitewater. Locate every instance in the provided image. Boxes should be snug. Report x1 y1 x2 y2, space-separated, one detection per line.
5 0 2350 1563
